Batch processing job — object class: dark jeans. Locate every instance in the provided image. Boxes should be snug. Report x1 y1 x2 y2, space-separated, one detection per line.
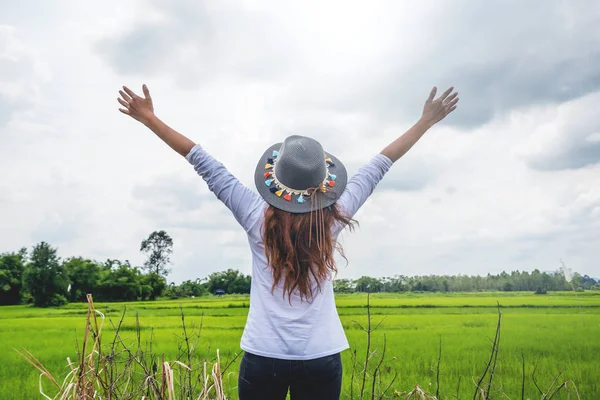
238 351 343 400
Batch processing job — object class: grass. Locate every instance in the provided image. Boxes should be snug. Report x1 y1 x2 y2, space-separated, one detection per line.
0 291 598 399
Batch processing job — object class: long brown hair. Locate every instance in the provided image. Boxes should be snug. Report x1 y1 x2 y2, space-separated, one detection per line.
263 203 356 302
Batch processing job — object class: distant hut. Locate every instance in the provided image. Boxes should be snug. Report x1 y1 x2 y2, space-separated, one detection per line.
214 289 225 296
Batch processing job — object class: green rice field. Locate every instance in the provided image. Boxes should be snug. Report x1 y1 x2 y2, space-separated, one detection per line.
0 291 599 399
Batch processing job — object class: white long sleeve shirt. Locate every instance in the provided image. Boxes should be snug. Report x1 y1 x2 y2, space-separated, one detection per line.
186 144 393 360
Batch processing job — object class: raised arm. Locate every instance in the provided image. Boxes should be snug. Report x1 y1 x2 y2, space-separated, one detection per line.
117 85 264 232
381 86 458 162
336 86 459 221
117 85 195 156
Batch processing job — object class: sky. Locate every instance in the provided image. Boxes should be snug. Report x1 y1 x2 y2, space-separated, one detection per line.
1 0 599 283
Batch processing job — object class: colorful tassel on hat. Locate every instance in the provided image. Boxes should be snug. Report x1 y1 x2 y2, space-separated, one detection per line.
325 157 333 163
265 163 273 169
267 157 274 164
297 195 305 203
269 187 279 193
283 193 292 201
328 180 335 187
265 179 274 186
275 189 284 197
272 150 279 157
328 173 336 180
264 171 272 178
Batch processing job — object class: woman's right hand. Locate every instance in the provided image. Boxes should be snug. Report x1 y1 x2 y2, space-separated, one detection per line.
379 86 459 162
117 84 155 125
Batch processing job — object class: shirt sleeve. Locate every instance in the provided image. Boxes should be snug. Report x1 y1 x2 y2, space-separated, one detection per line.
185 144 265 233
336 153 393 219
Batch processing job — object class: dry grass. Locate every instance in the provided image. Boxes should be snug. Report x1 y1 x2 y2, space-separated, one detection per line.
16 294 230 400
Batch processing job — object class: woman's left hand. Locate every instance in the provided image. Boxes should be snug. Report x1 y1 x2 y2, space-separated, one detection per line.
420 86 459 127
117 84 155 125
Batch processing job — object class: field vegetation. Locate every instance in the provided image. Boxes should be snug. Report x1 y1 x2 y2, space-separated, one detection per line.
1 291 598 399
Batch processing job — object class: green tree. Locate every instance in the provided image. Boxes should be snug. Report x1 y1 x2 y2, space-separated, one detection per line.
24 242 69 307
580 275 597 290
166 279 208 299
354 276 382 293
181 279 208 296
206 269 251 294
96 259 143 302
140 230 173 277
333 279 354 293
63 257 102 302
535 286 547 295
0 249 27 305
386 275 408 292
142 272 167 300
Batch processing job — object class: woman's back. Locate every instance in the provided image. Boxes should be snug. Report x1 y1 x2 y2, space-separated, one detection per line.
184 140 393 359
243 253 343 359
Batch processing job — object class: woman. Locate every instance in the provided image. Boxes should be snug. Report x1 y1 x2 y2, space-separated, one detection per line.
117 84 458 400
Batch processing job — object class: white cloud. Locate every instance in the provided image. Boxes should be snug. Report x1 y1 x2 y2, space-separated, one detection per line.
516 92 600 170
0 0 599 282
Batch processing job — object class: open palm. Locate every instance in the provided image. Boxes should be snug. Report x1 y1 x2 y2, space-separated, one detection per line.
117 85 155 124
422 86 459 126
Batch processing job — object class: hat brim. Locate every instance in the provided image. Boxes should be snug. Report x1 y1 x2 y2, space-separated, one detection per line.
254 143 348 214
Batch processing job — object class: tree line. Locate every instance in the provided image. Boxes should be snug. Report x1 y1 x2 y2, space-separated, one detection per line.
1 230 597 307
0 230 254 307
333 271 599 294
